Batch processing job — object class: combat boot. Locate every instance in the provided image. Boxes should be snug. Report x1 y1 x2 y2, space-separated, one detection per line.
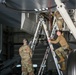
58 55 65 63
60 62 66 71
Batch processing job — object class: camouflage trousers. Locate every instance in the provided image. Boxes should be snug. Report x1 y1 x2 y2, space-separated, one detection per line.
21 59 34 75
55 47 68 58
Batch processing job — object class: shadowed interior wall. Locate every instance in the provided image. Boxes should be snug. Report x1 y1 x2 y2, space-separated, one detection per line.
0 24 2 54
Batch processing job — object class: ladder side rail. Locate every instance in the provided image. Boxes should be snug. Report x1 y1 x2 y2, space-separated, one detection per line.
41 48 50 75
31 20 42 50
54 0 76 39
38 47 50 75
40 60 46 75
50 23 59 38
42 19 63 75
38 49 48 75
50 16 59 38
52 15 56 27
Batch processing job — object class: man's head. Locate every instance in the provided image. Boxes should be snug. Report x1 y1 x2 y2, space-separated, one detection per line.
23 39 27 45
56 30 62 36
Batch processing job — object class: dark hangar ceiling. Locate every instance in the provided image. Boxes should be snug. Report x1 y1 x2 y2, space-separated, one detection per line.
0 0 75 28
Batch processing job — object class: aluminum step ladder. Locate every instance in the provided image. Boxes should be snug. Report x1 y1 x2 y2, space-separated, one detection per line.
30 18 43 52
50 21 59 38
30 16 63 75
38 47 50 75
37 17 63 75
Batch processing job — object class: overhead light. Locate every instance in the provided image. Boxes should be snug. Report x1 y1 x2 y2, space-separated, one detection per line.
42 8 45 11
45 8 48 10
39 9 42 11
34 9 38 11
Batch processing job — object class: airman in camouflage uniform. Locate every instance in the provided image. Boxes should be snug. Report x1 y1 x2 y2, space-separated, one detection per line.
50 30 70 71
54 11 64 30
19 39 34 75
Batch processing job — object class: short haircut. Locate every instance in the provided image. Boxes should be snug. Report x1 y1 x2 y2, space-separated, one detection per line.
23 38 28 44
56 30 63 34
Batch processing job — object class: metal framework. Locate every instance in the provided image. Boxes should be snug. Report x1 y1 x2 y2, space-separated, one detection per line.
54 0 76 39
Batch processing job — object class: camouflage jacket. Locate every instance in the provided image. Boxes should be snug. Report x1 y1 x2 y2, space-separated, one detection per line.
50 35 69 48
19 45 32 61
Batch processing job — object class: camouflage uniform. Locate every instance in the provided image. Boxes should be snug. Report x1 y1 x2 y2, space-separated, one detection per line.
19 45 34 75
50 34 69 58
54 11 64 30
50 34 70 70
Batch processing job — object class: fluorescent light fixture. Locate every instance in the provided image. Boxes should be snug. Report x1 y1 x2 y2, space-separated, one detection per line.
45 8 48 10
34 9 38 11
33 64 38 67
42 8 45 11
39 9 42 11
16 64 21 67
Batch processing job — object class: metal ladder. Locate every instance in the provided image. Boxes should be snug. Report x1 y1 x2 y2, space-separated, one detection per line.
50 16 59 39
30 18 42 52
30 16 63 75
37 17 63 75
38 47 50 75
